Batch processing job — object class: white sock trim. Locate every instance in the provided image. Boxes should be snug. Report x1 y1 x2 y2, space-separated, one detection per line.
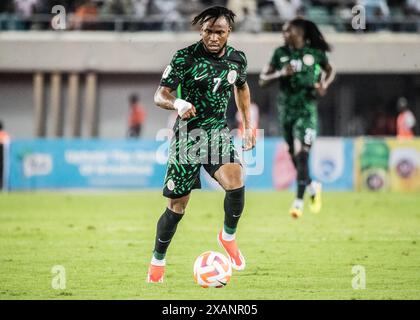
222 229 236 241
307 181 318 197
293 199 304 210
151 256 166 266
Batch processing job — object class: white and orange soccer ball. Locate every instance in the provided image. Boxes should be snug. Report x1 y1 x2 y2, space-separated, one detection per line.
193 251 232 288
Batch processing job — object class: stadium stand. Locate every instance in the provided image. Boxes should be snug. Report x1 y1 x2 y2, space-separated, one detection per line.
0 0 419 32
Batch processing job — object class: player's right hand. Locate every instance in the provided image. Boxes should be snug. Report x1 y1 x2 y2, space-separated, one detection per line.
181 105 196 120
242 128 256 151
174 98 196 119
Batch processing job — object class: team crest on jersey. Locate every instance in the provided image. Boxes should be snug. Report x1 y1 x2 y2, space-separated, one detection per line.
227 70 237 84
162 65 172 79
167 179 175 191
303 54 315 66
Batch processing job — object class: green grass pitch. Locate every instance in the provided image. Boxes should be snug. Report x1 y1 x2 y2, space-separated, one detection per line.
0 191 419 300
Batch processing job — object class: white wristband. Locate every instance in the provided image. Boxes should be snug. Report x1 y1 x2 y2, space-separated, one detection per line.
173 98 192 117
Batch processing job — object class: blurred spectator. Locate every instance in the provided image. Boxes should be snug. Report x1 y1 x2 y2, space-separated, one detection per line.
237 6 262 33
227 0 257 19
406 0 420 13
358 0 390 30
406 0 420 31
125 0 151 30
100 0 133 29
258 0 279 19
12 0 41 29
177 0 204 20
369 109 395 136
149 0 183 31
404 0 420 32
273 0 304 21
70 0 99 30
13 0 39 18
128 94 146 138
131 0 149 18
346 115 367 136
0 120 11 190
396 97 416 139
334 2 355 32
366 0 390 17
101 0 133 15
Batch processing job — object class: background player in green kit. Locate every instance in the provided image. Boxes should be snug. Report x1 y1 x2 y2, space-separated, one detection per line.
259 18 335 219
147 6 256 283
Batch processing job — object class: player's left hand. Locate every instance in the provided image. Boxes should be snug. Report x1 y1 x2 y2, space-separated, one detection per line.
315 82 327 97
242 128 256 151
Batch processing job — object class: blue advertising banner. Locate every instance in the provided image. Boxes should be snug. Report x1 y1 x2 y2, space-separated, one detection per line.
7 138 354 191
8 139 168 190
245 137 354 191
309 138 354 190
198 137 354 191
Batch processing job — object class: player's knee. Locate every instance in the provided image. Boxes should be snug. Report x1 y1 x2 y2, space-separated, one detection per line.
168 196 189 214
293 139 302 156
294 139 311 156
215 164 244 190
223 177 243 190
168 202 187 214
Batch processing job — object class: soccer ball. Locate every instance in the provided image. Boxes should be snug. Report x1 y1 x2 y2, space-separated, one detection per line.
193 251 232 288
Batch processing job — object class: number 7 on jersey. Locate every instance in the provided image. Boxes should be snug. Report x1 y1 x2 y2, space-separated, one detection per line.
213 77 222 93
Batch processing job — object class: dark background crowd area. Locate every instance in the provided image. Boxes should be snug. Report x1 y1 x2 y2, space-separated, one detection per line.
1 0 419 32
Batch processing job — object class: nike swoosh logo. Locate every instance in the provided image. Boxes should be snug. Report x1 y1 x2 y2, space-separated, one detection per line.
194 74 207 81
217 280 227 286
158 238 171 244
232 214 241 218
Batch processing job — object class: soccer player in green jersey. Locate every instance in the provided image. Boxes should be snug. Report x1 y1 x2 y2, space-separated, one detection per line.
259 18 335 219
147 6 256 283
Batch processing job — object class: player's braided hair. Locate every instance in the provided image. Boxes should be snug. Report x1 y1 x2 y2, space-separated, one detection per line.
192 6 236 27
290 18 331 52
